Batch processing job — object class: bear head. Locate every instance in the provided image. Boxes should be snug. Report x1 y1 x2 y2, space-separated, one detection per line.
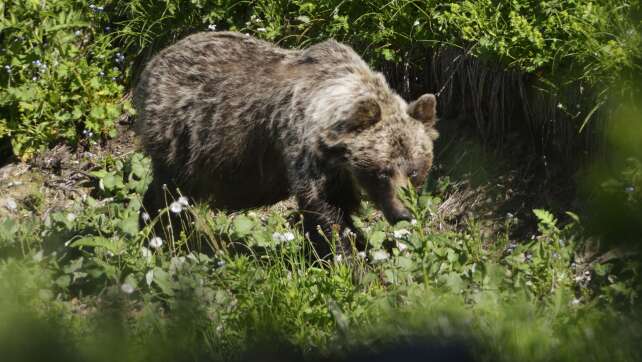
319 92 439 225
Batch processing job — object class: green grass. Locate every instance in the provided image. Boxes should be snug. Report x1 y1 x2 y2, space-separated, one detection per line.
0 152 640 361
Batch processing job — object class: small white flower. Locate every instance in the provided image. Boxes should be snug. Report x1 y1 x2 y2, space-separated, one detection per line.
141 247 152 259
216 260 226 268
397 242 408 252
625 186 635 193
141 212 150 222
169 201 183 213
371 250 389 262
393 229 411 239
571 298 581 305
121 283 134 294
66 213 76 222
75 30 82 36
413 20 420 26
357 251 366 259
208 24 217 31
557 103 563 109
342 228 356 238
256 27 267 32
145 270 154 286
4 198 17 211
32 250 44 262
272 231 295 242
410 219 417 225
178 196 189 206
149 236 163 249
334 254 343 263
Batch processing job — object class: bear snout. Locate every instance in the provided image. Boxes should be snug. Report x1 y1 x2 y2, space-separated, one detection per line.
386 208 413 225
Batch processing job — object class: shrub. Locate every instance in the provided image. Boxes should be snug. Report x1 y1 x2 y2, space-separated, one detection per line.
0 0 128 160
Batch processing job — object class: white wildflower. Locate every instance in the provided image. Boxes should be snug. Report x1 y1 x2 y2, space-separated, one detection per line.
141 212 150 222
256 27 267 32
178 196 189 206
33 250 44 262
4 198 17 211
571 298 581 305
216 260 226 268
272 231 295 243
145 270 154 286
413 20 420 26
169 200 183 213
334 254 343 263
66 213 76 222
410 219 417 225
208 24 217 31
393 229 411 239
397 242 408 252
342 228 356 238
149 236 163 249
557 103 563 109
120 283 134 294
625 186 635 193
141 247 152 259
371 250 389 262
357 251 367 259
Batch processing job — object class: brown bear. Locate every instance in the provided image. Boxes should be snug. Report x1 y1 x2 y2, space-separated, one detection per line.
134 31 439 257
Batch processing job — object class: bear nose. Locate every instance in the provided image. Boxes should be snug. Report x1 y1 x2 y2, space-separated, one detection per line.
388 208 412 224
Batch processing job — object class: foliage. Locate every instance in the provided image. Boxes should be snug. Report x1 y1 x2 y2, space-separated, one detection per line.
0 152 640 361
0 0 129 160
110 0 640 87
1 0 639 158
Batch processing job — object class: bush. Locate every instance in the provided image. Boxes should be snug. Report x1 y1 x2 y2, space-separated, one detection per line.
0 0 128 160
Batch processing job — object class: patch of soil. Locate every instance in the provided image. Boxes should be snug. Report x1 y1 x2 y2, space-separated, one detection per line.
0 124 139 221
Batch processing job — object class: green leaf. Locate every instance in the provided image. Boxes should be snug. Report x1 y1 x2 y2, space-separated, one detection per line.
369 231 386 248
70 236 125 254
233 215 254 237
119 214 139 236
55 275 71 288
533 209 556 227
152 267 175 296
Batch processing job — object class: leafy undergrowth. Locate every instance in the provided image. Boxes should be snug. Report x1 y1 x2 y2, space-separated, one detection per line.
0 152 640 362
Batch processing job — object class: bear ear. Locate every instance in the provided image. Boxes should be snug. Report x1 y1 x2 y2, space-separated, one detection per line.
341 96 382 133
408 93 437 126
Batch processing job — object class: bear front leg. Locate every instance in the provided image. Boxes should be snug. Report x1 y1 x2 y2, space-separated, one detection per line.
296 186 364 258
297 197 351 259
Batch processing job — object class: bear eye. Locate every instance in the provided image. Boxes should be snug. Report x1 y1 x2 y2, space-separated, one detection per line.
377 169 392 181
377 172 390 181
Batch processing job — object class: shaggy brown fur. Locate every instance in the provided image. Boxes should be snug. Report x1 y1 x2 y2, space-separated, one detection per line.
134 31 439 257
